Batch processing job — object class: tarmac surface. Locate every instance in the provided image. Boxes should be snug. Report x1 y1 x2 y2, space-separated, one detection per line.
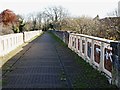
2 31 115 89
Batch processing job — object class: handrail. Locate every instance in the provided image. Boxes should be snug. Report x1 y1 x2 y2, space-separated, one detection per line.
0 30 43 57
68 32 120 86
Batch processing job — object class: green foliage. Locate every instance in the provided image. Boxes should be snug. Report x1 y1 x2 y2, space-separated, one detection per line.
49 31 117 88
60 16 119 40
19 19 25 32
12 25 20 33
71 51 117 88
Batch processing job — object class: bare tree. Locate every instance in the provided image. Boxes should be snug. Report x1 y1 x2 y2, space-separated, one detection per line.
27 13 38 30
61 16 100 35
36 12 42 30
43 6 69 30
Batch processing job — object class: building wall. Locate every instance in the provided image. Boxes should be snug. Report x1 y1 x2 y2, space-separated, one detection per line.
118 1 120 17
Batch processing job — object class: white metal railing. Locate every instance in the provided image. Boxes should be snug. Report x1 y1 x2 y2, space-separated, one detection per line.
0 33 23 57
68 33 116 81
0 30 43 57
24 30 42 42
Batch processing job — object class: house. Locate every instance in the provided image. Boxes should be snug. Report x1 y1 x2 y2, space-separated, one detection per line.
93 15 120 40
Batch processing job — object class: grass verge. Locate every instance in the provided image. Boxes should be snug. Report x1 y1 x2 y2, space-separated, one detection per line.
48 31 67 47
48 31 117 88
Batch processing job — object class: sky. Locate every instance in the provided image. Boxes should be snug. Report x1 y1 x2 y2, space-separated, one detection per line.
0 0 119 18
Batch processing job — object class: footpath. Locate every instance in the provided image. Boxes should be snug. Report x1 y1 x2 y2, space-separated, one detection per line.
2 31 116 88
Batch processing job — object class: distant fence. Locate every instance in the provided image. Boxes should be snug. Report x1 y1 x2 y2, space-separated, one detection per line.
24 30 42 42
0 30 43 57
51 30 120 88
51 30 69 44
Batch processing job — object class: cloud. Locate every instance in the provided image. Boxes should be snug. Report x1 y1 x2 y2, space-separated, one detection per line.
0 0 119 18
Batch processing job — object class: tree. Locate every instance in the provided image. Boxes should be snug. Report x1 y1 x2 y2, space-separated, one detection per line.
36 12 42 29
28 13 37 30
1 9 18 25
0 14 2 23
43 6 69 30
0 9 19 34
106 8 120 40
60 16 100 36
19 19 25 32
12 15 26 33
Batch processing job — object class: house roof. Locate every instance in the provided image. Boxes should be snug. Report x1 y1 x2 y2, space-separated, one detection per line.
95 17 119 26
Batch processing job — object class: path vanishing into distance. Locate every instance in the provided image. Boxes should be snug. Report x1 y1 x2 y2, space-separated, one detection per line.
2 31 116 89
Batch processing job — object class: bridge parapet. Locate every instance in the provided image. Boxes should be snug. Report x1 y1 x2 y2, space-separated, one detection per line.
24 30 42 42
110 42 120 87
0 33 24 57
68 33 120 87
0 30 43 67
51 30 69 44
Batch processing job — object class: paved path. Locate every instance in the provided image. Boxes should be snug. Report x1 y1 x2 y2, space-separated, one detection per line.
2 32 115 88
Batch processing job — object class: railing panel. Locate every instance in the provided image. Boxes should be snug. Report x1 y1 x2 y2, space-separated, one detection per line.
0 33 24 57
68 33 117 82
87 42 92 59
94 44 100 67
0 30 42 57
0 30 43 67
51 30 120 87
24 31 40 42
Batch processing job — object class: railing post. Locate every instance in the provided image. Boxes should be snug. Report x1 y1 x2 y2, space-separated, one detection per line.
90 39 94 66
68 34 71 48
110 41 120 88
85 37 88 62
79 36 82 57
70 35 72 48
63 32 65 43
99 42 104 72
76 36 79 53
68 34 73 49
0 38 2 67
0 40 1 55
66 31 69 45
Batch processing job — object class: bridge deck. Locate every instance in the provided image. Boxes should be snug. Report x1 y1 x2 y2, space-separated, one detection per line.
2 32 115 88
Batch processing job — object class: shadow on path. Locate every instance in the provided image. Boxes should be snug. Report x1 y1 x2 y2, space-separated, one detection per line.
2 31 116 89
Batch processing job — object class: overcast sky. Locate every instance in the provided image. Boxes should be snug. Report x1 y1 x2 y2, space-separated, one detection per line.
0 0 119 18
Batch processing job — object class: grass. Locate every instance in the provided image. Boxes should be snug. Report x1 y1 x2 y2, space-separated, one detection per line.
48 31 67 47
48 30 117 88
69 48 117 88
